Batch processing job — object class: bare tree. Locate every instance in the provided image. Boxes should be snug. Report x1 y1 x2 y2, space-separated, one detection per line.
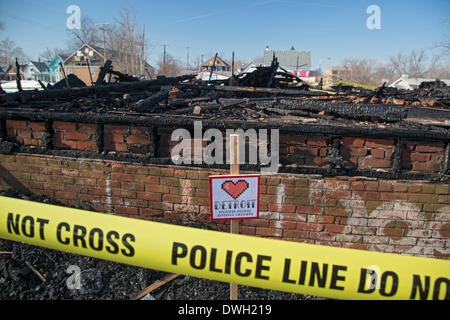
388 49 441 78
192 55 202 71
434 17 450 62
107 5 150 77
426 62 450 79
341 58 380 86
67 16 101 50
0 38 28 65
39 47 67 62
339 50 448 87
156 53 181 77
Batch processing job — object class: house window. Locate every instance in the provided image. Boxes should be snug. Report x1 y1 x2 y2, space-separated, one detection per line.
66 68 72 75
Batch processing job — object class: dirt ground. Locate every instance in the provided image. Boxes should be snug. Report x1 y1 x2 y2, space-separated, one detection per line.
0 189 315 300
0 238 314 300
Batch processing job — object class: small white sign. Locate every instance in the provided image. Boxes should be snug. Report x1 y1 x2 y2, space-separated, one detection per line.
209 175 260 221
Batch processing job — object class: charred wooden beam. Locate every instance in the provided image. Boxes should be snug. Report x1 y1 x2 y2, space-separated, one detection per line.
108 70 140 82
86 58 94 86
44 120 53 149
0 75 195 104
0 109 448 142
178 84 330 97
391 139 405 173
443 142 450 175
208 53 218 83
0 118 6 141
59 62 70 89
172 100 245 115
146 125 156 158
132 88 171 112
251 105 310 117
266 56 279 88
95 60 113 86
253 99 407 122
37 80 47 91
15 58 23 92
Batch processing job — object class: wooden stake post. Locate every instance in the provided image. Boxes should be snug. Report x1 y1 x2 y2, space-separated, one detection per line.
210 135 259 300
230 134 239 300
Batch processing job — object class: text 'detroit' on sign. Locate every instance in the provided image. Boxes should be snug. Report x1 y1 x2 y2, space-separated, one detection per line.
209 175 260 221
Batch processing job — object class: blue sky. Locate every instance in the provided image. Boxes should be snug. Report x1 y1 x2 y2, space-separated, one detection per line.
0 0 448 71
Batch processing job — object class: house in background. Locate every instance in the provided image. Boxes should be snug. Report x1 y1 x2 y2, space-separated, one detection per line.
47 55 67 83
23 61 50 82
324 66 348 83
201 55 231 73
62 43 154 85
5 64 25 81
389 75 450 90
192 70 230 81
63 44 105 86
263 46 311 72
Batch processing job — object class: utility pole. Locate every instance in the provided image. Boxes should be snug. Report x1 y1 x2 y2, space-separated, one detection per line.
232 51 234 76
185 46 191 71
161 44 169 66
95 22 110 63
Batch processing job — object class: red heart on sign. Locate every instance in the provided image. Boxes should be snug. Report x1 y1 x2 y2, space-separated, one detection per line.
222 180 249 200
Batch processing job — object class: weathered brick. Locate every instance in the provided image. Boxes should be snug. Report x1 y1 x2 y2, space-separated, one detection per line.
65 131 90 141
412 161 441 172
370 149 385 159
325 207 349 217
307 137 327 146
6 120 28 129
283 229 309 239
414 143 445 153
256 227 282 237
53 121 76 130
361 158 391 168
341 137 365 147
409 153 431 162
365 138 394 148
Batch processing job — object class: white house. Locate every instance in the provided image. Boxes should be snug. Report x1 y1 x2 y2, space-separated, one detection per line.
389 75 450 90
192 70 230 81
22 61 50 82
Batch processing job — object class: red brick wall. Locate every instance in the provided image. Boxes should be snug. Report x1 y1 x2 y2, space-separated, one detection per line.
0 154 448 259
4 120 448 174
6 120 46 147
280 135 328 167
53 122 97 151
104 125 152 154
403 141 446 173
341 137 394 169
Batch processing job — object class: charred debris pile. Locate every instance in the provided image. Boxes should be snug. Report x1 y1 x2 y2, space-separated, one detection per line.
0 59 449 128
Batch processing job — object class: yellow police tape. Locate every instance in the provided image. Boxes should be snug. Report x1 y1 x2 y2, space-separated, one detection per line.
0 196 449 300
